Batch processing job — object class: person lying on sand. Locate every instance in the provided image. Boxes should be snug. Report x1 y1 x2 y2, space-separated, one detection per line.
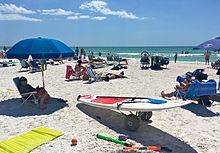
161 73 193 98
18 77 50 109
101 71 127 81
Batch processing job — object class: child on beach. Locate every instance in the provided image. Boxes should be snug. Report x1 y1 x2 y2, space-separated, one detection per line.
18 77 50 109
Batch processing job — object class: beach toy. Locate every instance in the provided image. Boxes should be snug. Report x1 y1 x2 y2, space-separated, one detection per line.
71 137 77 146
96 134 132 147
123 145 172 152
118 134 129 141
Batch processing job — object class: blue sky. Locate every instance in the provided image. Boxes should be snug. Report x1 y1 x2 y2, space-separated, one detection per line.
0 0 219 46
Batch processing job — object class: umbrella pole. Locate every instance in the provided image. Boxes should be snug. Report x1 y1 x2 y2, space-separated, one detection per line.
41 64 45 88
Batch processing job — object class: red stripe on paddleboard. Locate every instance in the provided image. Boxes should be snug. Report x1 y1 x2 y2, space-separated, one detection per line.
91 98 127 104
81 95 93 99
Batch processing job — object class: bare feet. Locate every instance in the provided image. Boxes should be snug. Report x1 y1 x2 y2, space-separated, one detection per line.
161 91 165 98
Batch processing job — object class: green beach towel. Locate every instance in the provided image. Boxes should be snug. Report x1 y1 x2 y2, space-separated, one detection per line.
0 127 63 153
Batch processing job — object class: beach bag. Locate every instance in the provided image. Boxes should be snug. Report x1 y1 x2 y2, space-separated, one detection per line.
195 73 208 82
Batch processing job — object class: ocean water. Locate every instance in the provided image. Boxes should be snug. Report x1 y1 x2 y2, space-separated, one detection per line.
1 46 220 62
73 46 220 62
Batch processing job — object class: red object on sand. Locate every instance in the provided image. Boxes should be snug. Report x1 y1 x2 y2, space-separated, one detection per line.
71 137 77 145
66 65 76 79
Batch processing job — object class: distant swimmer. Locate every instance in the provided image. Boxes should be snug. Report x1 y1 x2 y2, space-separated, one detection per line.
174 53 178 63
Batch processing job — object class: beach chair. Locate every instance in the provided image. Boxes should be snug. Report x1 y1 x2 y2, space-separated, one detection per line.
19 59 30 71
65 65 80 80
211 59 220 69
176 79 216 106
30 60 42 72
140 51 150 69
86 66 101 82
114 55 128 65
106 54 115 65
13 77 38 105
161 57 169 68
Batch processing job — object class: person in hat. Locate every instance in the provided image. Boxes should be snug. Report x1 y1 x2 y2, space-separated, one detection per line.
161 72 193 98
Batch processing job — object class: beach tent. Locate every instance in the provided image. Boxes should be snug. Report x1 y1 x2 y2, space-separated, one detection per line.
6 37 74 87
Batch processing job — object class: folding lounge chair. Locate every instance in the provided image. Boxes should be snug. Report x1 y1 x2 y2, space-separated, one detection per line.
86 66 101 82
114 55 127 65
30 60 42 72
106 55 115 65
175 79 217 106
19 59 30 71
161 57 169 68
140 51 150 69
13 77 38 104
90 62 106 69
211 60 220 69
65 65 80 80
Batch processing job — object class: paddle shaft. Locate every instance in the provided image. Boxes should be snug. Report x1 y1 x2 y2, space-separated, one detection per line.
97 134 131 147
124 146 172 152
124 146 161 151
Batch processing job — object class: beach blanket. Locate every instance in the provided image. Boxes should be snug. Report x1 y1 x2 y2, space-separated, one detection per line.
0 127 63 153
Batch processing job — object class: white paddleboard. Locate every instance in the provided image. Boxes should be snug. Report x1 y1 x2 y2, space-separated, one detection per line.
77 95 192 112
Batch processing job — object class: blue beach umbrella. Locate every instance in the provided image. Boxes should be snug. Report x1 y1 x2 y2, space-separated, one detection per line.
6 37 74 87
194 37 220 51
7 37 73 59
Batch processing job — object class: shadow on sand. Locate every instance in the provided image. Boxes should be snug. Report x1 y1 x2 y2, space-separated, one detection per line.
77 103 197 153
0 97 68 117
182 103 219 117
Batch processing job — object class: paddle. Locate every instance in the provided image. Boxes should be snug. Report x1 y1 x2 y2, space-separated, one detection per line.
96 134 132 147
123 145 172 152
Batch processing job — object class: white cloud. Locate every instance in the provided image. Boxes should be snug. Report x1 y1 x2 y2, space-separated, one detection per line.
67 15 90 20
79 15 90 19
67 15 106 21
80 0 145 20
91 16 106 20
38 8 80 16
0 3 35 14
67 16 79 20
0 13 42 21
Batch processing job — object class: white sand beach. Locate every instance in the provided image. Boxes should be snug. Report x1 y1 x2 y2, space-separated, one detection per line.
0 60 220 153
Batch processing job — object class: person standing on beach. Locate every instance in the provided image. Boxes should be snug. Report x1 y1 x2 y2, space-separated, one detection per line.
204 50 211 65
174 53 178 63
75 47 79 58
83 50 86 59
80 48 84 59
99 52 102 56
3 46 7 58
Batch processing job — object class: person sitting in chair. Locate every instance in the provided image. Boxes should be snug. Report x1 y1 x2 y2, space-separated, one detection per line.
141 53 150 63
18 77 50 109
75 60 89 80
161 73 193 98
